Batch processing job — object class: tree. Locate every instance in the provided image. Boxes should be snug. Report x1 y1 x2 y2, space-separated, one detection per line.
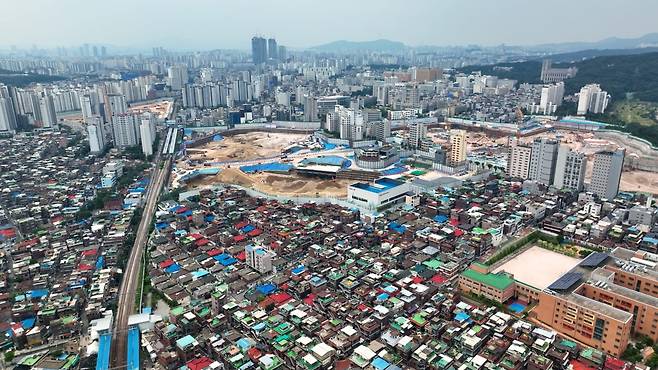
4 351 14 363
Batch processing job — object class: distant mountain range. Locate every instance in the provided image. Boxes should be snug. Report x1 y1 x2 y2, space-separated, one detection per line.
309 39 408 53
532 33 658 53
308 33 658 55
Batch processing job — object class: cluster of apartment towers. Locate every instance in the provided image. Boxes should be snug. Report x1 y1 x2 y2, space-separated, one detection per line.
508 137 625 200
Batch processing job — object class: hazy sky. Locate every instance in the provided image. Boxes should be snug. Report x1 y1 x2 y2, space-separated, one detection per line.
3 0 657 50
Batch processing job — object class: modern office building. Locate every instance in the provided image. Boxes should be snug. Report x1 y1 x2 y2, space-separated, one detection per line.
507 144 533 179
317 95 350 116
529 138 560 186
251 37 267 64
577 84 610 115
348 178 410 210
87 116 106 155
553 146 587 191
590 149 625 200
448 129 467 165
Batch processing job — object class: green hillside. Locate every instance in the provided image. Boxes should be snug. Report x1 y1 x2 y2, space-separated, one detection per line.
459 52 658 102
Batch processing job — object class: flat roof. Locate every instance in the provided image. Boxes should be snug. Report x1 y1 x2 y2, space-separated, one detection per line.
462 268 514 291
493 246 582 290
351 178 404 194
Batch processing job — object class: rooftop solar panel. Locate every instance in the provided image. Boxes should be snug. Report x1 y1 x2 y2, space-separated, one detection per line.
579 252 609 268
548 272 582 291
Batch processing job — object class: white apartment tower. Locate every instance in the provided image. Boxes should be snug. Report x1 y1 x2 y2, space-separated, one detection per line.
590 149 625 200
0 97 17 133
508 144 533 179
577 84 610 115
112 113 140 148
336 106 364 141
87 116 106 155
528 138 560 186
39 94 58 128
553 146 587 191
140 114 156 157
408 122 427 149
167 65 188 91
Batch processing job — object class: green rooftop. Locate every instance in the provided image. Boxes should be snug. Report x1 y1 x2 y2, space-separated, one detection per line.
461 269 514 290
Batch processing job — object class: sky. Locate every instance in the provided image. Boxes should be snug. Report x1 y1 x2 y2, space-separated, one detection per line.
3 0 658 50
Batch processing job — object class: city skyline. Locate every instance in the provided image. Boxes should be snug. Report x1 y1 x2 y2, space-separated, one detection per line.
2 0 658 50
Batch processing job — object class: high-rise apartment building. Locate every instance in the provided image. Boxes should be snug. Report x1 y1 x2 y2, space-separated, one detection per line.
577 84 610 115
590 149 625 199
0 97 17 133
532 82 564 115
112 113 140 148
267 38 278 60
251 37 267 64
39 94 58 128
303 95 318 122
553 146 587 191
407 122 427 149
507 145 533 179
167 65 188 91
140 114 156 157
528 138 560 186
87 116 106 155
336 106 364 141
448 129 467 165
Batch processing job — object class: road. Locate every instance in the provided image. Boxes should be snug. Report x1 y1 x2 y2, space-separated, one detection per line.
111 156 171 368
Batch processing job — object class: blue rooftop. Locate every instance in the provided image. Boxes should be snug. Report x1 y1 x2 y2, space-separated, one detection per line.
256 283 277 295
352 178 404 193
96 332 111 370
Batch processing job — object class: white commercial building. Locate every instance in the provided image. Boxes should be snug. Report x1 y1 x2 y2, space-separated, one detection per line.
348 178 410 210
553 146 587 191
589 148 625 200
408 121 427 149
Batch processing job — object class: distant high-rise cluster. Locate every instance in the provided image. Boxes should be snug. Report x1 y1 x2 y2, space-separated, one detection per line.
251 36 285 64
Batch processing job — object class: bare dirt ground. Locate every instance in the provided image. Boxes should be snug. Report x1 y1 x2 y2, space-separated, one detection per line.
187 132 308 162
619 171 658 195
129 100 173 119
189 168 351 198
